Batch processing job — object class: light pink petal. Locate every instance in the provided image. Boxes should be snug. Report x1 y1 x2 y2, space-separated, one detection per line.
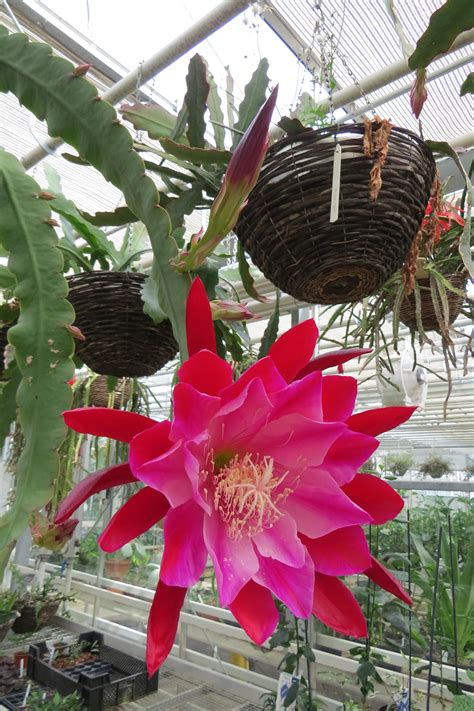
365 557 412 605
64 407 156 443
210 378 273 451
99 487 169 553
146 582 187 675
342 473 404 524
249 416 344 469
269 371 323 421
302 526 371 575
254 551 315 618
269 320 318 382
219 357 286 405
347 406 417 436
55 463 135 524
160 501 208 588
203 512 259 606
229 580 279 644
322 375 357 422
296 348 371 379
321 429 378 486
186 277 216 356
178 350 233 396
171 382 220 440
313 573 367 637
253 515 305 568
282 469 372 538
134 441 193 508
129 420 172 471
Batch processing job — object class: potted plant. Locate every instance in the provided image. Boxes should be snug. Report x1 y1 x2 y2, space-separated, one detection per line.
21 690 84 710
419 454 452 479
0 591 18 642
104 545 132 582
12 574 74 635
384 453 414 478
51 639 99 671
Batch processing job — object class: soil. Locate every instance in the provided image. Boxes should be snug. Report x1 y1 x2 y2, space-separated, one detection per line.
52 651 98 670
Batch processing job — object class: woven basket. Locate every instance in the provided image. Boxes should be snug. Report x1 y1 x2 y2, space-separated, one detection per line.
399 273 466 332
0 325 8 372
12 601 59 634
89 375 132 408
67 271 178 378
236 123 435 304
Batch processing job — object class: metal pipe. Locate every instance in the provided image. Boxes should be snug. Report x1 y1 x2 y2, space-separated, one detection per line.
20 0 256 169
340 52 474 123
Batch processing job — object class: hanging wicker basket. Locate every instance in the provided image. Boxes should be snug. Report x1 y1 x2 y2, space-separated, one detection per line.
67 271 178 378
236 123 435 304
0 325 9 372
399 273 466 333
89 375 132 408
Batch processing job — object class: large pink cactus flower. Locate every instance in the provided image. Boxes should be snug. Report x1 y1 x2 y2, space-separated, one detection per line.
56 279 414 675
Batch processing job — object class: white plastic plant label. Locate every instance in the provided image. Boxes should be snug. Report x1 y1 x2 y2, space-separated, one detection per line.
276 671 300 710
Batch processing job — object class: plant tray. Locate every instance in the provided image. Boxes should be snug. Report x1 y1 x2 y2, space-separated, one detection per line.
27 632 158 710
0 680 45 710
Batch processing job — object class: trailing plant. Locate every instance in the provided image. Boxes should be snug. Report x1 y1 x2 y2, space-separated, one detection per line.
24 690 84 710
0 589 17 623
384 453 414 478
419 454 452 479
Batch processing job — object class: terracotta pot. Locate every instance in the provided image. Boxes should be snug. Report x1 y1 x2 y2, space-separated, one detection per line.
104 558 131 581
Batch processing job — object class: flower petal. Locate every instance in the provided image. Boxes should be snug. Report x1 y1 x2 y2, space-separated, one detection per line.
211 378 273 451
253 515 306 568
296 348 372 379
178 350 233 396
64 408 156 443
203 513 259 606
186 277 216 356
269 320 318 382
270 371 323 421
321 430 379 486
312 573 367 637
302 526 371 575
146 581 187 675
229 580 279 645
254 551 315 618
129 420 172 471
160 501 208 588
250 416 344 470
322 375 357 422
347 406 416 436
365 557 412 605
134 441 193 508
55 463 135 524
219 357 286 404
171 382 220 441
99 487 169 553
342 473 404 524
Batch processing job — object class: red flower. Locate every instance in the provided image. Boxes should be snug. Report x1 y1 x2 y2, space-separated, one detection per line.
56 279 414 675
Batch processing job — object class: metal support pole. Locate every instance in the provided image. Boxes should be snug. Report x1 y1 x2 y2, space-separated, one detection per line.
20 0 256 170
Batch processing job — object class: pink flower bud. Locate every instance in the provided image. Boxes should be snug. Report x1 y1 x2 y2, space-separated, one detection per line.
210 299 256 321
410 68 428 119
30 512 78 551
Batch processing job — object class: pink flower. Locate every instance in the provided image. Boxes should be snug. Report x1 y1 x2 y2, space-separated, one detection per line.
56 279 414 675
30 512 78 551
210 299 256 321
175 87 278 272
410 67 428 119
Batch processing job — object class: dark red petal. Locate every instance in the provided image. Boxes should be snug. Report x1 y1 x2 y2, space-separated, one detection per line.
186 277 216 356
269 320 318 382
366 557 412 605
312 573 367 637
178 350 233 396
296 348 371 379
229 580 279 645
322 375 357 422
303 526 371 575
146 581 187 676
99 487 169 553
342 473 404 524
55 463 135 524
64 408 156 443
129 420 172 472
347 406 416 437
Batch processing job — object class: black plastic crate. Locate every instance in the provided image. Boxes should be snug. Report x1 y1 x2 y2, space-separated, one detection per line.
28 632 158 710
0 679 45 710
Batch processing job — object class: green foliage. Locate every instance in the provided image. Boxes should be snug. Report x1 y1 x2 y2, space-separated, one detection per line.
349 646 384 701
258 291 280 359
460 72 474 96
408 0 474 70
237 242 267 302
0 589 17 622
384 453 414 478
184 54 209 149
419 454 452 478
25 690 84 710
231 58 269 149
0 28 190 355
119 101 181 140
0 361 21 449
0 148 74 569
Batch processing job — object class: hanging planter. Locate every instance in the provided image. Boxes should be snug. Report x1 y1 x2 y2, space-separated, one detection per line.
236 122 435 304
399 272 466 333
67 272 178 378
89 376 132 409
